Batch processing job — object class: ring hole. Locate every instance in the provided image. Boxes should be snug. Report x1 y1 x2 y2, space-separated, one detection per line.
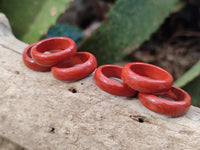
109 77 123 83
130 64 168 80
44 51 52 54
71 64 80 67
57 63 81 68
156 88 184 101
44 49 63 54
158 96 174 101
65 64 81 69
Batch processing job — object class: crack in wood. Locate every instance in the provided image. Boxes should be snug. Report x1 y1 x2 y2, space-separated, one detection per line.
0 44 21 55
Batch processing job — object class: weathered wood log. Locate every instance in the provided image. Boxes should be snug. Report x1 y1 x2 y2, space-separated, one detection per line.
0 13 200 150
0 137 24 150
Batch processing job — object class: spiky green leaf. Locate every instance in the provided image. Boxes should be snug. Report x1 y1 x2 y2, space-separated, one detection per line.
80 0 179 65
0 0 71 43
174 60 200 87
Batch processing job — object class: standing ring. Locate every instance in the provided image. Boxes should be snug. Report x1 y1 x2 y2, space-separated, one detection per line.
23 42 51 71
31 37 76 67
94 65 137 97
138 86 191 117
51 52 97 81
121 62 173 94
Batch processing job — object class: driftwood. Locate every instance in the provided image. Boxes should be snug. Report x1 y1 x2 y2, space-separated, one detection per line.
0 13 200 150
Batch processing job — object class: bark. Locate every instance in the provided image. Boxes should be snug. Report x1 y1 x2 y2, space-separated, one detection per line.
0 13 200 150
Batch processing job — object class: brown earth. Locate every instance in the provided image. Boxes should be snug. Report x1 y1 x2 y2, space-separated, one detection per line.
126 2 200 80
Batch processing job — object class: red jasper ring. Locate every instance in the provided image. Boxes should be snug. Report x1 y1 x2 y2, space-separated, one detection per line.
138 86 191 117
121 62 173 94
94 65 137 97
31 37 76 67
23 42 51 71
51 52 97 81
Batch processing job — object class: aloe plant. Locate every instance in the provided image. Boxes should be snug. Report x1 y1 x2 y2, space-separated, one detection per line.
0 0 71 43
80 0 179 65
174 60 200 105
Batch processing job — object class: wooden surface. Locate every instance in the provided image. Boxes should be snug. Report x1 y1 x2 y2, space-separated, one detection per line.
0 13 200 150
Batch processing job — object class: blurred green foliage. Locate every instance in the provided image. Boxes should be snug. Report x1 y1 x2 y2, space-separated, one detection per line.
174 60 200 105
182 76 200 106
41 24 83 46
0 0 71 43
174 60 200 87
80 0 179 65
